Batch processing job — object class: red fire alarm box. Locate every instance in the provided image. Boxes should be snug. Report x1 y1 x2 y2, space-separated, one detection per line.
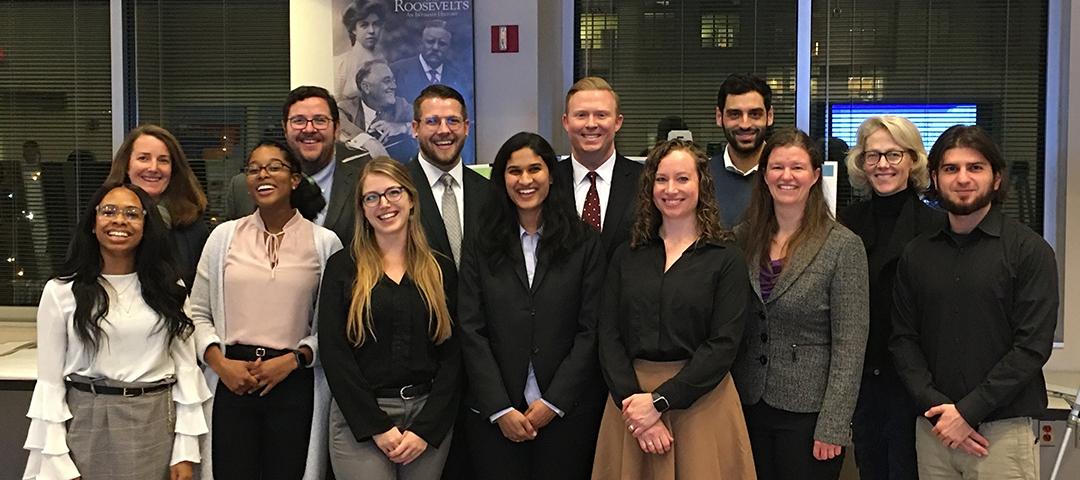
491 25 519 53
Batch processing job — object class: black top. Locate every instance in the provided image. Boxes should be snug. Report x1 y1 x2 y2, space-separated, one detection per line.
839 189 944 377
318 250 461 447
598 238 749 410
890 207 1058 426
170 217 209 293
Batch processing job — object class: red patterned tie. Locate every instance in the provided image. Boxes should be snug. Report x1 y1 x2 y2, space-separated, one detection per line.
582 171 601 232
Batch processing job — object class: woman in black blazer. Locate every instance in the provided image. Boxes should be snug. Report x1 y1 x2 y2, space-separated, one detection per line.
838 116 944 480
458 132 606 480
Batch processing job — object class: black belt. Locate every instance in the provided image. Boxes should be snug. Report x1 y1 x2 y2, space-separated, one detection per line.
226 344 291 361
66 380 172 397
375 382 432 400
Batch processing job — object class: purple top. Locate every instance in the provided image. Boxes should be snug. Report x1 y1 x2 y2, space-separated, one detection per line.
759 258 784 301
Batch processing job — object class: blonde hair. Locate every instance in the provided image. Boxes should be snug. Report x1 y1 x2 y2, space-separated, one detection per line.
565 76 620 115
845 116 931 197
346 157 452 346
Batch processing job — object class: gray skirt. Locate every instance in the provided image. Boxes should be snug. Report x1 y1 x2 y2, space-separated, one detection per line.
65 376 176 480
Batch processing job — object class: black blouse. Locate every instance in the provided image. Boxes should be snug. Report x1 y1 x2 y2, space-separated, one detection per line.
598 238 750 410
318 249 461 447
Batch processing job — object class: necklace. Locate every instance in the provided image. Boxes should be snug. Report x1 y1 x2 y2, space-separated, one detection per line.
105 274 139 315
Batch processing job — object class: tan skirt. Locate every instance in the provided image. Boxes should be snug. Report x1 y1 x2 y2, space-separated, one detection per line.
591 360 756 480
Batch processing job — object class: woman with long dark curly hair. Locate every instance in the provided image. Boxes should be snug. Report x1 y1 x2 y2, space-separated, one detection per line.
23 181 211 480
457 132 606 479
593 139 755 479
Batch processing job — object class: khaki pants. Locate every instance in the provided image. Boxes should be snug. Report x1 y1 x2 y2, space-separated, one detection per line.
915 416 1039 480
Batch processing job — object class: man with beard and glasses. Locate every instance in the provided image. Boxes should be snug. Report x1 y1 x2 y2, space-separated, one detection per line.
225 86 359 246
709 73 774 228
403 84 490 480
890 125 1056 480
557 76 642 258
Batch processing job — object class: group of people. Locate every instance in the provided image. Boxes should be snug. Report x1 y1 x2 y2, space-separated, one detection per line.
22 72 1056 480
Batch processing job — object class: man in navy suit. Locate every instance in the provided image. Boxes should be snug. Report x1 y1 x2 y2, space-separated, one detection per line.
392 20 469 104
557 76 643 258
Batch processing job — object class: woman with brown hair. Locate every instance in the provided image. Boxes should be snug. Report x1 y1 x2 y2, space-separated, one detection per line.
593 139 755 479
107 124 209 291
733 127 869 480
318 157 460 479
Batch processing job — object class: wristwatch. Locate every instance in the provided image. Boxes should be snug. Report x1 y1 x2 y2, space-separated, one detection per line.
651 392 670 413
293 350 308 369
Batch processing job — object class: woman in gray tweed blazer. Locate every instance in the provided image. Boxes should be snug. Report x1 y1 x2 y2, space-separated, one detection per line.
733 127 869 480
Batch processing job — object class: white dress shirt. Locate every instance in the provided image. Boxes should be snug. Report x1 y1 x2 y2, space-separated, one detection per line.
418 153 465 229
418 55 444 83
310 160 336 227
569 151 617 229
724 144 760 176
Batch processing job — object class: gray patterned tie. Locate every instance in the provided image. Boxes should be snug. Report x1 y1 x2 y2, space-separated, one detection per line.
440 173 462 266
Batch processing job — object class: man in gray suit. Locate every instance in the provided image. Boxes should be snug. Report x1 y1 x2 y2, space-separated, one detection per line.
224 86 358 245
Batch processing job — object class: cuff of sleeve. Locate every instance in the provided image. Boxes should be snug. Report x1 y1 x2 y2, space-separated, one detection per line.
170 433 201 465
812 417 852 447
489 407 515 423
653 383 684 411
26 381 72 424
196 337 224 365
297 336 318 367
955 395 991 427
540 398 565 417
23 451 80 480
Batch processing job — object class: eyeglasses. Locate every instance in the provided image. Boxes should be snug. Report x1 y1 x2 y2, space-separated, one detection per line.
287 115 334 130
862 150 907 165
96 204 146 221
419 115 465 130
243 161 292 176
361 186 406 207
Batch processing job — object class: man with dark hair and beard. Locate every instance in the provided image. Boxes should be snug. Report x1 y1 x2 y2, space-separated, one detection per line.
710 73 774 227
890 125 1056 480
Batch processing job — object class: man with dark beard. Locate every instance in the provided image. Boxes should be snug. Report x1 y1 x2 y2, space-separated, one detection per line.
709 73 774 227
890 125 1056 480
224 86 358 246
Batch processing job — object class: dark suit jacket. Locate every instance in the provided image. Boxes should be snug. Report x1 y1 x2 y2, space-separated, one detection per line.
457 233 606 418
405 159 490 262
170 217 209 293
390 56 469 104
838 191 945 376
222 160 359 246
555 154 642 258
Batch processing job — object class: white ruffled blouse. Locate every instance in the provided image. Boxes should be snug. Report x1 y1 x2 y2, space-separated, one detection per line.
23 274 212 480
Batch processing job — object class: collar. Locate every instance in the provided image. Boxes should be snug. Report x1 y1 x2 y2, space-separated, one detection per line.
360 98 379 124
518 224 544 238
418 55 444 76
932 205 1004 239
310 159 336 186
570 150 617 187
418 151 464 188
252 208 303 232
724 145 759 176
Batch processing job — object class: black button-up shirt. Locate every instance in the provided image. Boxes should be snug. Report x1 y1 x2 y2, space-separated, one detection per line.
890 207 1057 426
598 238 749 410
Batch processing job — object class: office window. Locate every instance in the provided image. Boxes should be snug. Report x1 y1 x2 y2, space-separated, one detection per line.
811 0 1048 234
0 0 112 306
575 0 799 158
126 0 290 225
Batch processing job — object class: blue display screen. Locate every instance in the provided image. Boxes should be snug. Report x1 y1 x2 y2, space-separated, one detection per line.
829 103 979 148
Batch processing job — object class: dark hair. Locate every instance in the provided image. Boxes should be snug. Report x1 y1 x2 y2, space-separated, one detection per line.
56 181 193 354
355 58 391 95
248 140 327 220
927 124 1009 204
282 86 340 125
422 19 450 36
411 84 469 121
743 127 832 266
343 1 387 45
480 132 588 266
106 124 208 227
717 73 773 111
630 139 731 248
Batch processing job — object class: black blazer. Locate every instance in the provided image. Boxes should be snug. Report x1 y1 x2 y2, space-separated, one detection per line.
457 234 607 418
838 190 945 375
555 154 642 258
405 158 490 262
169 216 209 293
223 160 359 247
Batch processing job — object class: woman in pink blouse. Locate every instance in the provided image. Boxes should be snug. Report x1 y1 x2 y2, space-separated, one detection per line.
190 140 343 480
24 181 211 480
